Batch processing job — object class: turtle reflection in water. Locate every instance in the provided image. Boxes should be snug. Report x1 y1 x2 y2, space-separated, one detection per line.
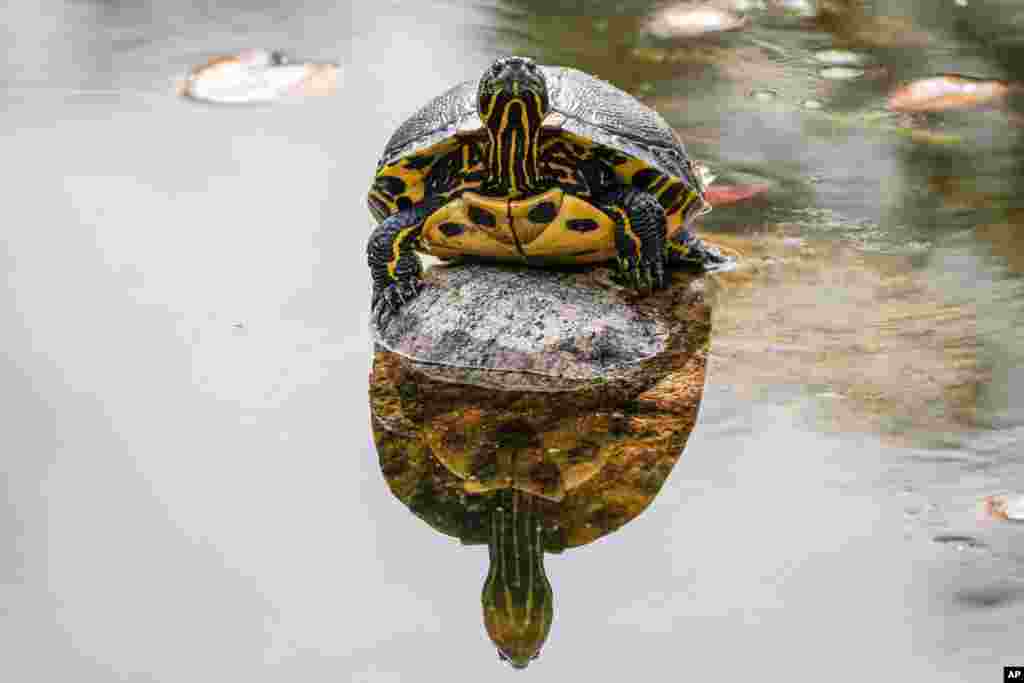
369 266 711 668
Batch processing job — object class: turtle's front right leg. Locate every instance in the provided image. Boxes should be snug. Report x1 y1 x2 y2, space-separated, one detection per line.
367 201 438 324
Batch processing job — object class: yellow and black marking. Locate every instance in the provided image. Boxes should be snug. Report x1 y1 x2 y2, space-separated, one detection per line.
368 136 488 222
421 191 520 261
537 130 704 242
478 87 547 196
420 188 619 264
482 489 553 669
369 126 707 273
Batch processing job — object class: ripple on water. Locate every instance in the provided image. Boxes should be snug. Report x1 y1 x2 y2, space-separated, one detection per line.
932 534 988 550
953 585 1023 609
819 66 865 80
813 50 870 67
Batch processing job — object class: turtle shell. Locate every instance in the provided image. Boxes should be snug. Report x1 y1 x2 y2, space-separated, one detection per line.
367 66 708 240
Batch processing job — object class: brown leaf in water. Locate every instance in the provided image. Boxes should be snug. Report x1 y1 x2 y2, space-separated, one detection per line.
180 49 338 104
644 2 749 40
980 495 1024 522
887 75 1012 113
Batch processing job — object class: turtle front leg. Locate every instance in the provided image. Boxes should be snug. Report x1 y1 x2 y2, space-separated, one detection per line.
367 201 438 324
603 187 668 294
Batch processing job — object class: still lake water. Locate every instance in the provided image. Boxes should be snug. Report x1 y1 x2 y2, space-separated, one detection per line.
2 0 1022 680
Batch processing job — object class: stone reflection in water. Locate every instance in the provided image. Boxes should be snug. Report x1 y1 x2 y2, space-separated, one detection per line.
368 263 710 668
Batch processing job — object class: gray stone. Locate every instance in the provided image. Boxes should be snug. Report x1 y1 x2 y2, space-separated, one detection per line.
372 263 707 391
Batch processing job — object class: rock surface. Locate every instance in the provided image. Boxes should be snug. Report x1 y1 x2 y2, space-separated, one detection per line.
370 262 712 549
373 262 707 391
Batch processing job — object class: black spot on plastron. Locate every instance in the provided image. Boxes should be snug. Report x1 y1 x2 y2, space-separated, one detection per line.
567 218 599 232
404 155 435 170
527 201 558 224
396 196 413 211
468 205 497 227
439 222 466 237
376 175 407 197
631 168 661 191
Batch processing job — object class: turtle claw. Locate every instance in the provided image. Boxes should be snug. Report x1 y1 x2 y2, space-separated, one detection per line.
616 255 666 296
692 241 736 273
670 237 736 273
372 277 423 328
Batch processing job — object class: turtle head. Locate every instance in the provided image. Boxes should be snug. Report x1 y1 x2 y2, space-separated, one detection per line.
482 574 553 669
477 56 549 119
481 491 553 669
477 57 550 195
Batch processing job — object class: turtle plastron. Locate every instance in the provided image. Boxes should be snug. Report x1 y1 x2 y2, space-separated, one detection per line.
420 192 522 261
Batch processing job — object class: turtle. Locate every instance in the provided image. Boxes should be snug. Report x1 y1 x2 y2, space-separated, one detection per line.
369 266 712 668
366 56 730 321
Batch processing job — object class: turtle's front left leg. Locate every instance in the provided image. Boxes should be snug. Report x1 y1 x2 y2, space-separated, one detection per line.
603 187 668 294
367 200 439 324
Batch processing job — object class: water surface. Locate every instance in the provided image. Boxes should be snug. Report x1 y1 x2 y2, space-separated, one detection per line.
3 1 1022 680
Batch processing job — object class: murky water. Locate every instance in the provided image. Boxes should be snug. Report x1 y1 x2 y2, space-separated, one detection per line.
3 1 1022 680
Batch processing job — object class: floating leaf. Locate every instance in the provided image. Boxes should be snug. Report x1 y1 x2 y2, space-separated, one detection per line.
705 184 770 205
179 49 339 104
886 74 1012 113
644 3 749 39
981 495 1024 522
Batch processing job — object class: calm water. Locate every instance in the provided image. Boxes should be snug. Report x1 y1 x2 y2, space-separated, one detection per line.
3 1 1022 680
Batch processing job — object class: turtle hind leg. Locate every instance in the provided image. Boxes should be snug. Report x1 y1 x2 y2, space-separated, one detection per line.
367 200 439 325
666 227 734 272
605 187 667 294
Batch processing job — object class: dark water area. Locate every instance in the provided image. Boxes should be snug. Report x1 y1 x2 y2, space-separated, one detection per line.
2 1 1022 681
